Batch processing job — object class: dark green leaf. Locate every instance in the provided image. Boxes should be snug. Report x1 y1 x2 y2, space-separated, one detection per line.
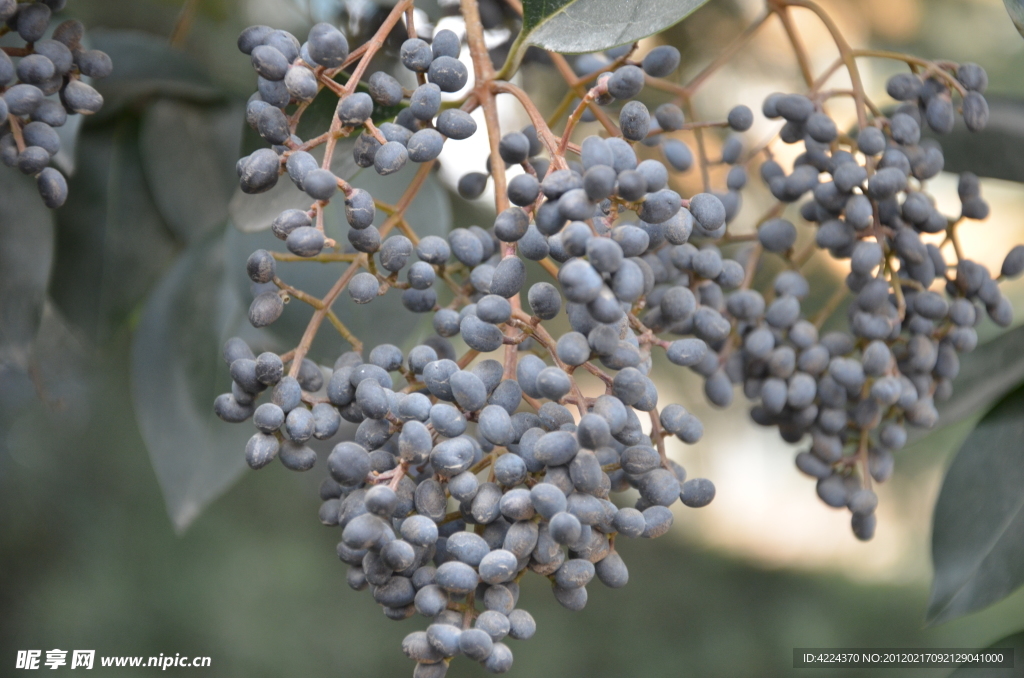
140 99 244 243
51 118 181 342
25 300 91 410
295 84 341 143
514 0 708 62
928 97 1024 183
928 385 1024 625
0 300 90 443
131 227 275 533
89 29 222 118
0 172 55 369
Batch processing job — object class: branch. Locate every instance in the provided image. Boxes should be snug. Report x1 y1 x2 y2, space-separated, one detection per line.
286 161 434 375
771 3 814 88
778 0 867 128
681 10 771 95
491 82 568 169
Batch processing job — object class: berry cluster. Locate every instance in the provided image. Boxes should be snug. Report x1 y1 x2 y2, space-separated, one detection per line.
237 21 470 206
213 0 1022 674
218 331 708 676
0 0 110 207
220 12 716 677
738 72 1018 538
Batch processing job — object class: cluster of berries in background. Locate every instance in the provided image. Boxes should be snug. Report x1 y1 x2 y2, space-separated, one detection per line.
210 0 1024 675
0 0 110 207
713 70 1018 540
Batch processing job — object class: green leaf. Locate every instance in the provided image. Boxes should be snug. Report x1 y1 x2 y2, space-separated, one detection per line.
25 300 91 410
0 172 55 370
88 29 222 118
131 227 275 533
927 97 1024 184
140 99 244 243
937 323 1024 428
0 300 89 433
928 385 1024 625
50 118 181 342
295 84 343 143
510 0 708 67
1004 0 1024 38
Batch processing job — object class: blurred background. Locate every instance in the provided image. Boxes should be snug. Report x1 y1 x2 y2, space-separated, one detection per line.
3 0 1024 675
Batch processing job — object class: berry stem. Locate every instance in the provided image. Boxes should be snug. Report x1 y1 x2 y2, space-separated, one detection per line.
169 0 201 46
546 90 579 129
680 9 771 96
649 409 668 467
457 349 481 369
770 3 815 89
511 309 593 415
8 116 26 153
851 49 968 97
946 222 966 263
374 202 422 245
462 0 527 383
857 429 872 491
491 81 567 169
270 252 360 263
547 52 620 137
346 2 413 96
679 96 711 193
792 240 818 269
559 87 599 155
363 119 389 146
780 0 868 128
286 160 433 376
319 0 413 174
811 56 845 91
740 244 763 290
